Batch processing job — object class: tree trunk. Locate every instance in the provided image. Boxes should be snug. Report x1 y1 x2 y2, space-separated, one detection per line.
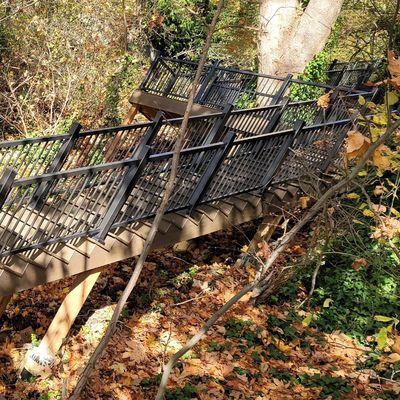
259 0 345 76
258 0 298 76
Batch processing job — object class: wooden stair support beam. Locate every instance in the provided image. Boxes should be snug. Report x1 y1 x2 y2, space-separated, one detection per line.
249 184 300 253
39 268 103 355
0 194 262 295
249 214 283 254
123 104 139 125
0 295 11 318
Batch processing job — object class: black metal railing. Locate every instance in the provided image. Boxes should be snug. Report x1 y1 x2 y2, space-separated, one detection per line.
326 59 381 89
0 90 374 185
139 55 370 110
0 109 354 258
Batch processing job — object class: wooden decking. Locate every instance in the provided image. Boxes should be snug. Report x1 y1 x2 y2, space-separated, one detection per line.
129 90 219 120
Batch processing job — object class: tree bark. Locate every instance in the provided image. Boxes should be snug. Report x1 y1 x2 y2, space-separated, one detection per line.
258 0 298 76
259 0 345 76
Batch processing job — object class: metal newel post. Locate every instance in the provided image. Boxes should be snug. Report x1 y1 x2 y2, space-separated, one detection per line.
314 89 341 124
263 98 290 134
95 144 152 243
259 120 305 189
195 60 220 104
203 103 234 144
132 111 164 154
31 121 82 209
271 74 293 105
0 168 17 210
188 131 236 213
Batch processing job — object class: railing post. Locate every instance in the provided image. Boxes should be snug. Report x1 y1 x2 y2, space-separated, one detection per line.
195 60 220 104
271 74 293 105
356 64 373 89
137 111 164 149
94 113 164 243
315 89 341 124
187 131 236 213
259 120 305 188
95 144 152 243
31 122 82 209
328 59 338 72
192 104 233 169
332 67 346 87
139 51 161 91
203 103 233 144
263 98 290 134
320 121 348 172
0 167 16 209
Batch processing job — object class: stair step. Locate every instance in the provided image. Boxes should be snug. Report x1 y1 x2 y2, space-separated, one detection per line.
162 213 188 230
222 198 248 212
64 242 91 258
211 201 234 217
195 204 220 221
0 256 30 277
176 211 200 227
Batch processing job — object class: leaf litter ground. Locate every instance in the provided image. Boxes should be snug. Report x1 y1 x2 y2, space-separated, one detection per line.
0 222 399 399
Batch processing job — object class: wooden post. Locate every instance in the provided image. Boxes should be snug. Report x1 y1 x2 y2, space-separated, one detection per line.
124 104 139 125
249 214 283 253
0 295 12 318
24 268 103 376
41 268 102 355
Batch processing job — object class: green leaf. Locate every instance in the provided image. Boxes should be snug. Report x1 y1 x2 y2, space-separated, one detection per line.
374 315 394 323
346 193 360 200
387 91 399 106
358 96 366 105
323 298 333 308
376 326 388 350
302 314 313 327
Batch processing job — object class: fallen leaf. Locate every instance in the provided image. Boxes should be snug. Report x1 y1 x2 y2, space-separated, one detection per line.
317 91 331 109
346 131 371 160
352 258 368 271
299 196 310 209
373 185 388 196
373 145 392 171
392 336 400 354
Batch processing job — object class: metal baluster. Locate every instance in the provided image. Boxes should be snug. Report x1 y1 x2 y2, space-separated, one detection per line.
260 120 305 189
140 51 161 91
194 60 220 104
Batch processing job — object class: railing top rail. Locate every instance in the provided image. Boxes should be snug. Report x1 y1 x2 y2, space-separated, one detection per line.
11 115 353 187
12 141 226 186
0 133 71 148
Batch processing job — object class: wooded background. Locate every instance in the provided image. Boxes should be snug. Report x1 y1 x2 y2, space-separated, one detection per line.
0 0 397 137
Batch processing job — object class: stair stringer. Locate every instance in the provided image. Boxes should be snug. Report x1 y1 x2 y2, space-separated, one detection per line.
0 193 263 296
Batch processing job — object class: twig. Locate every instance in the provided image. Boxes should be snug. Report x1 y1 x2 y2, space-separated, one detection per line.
155 116 400 400
70 1 225 398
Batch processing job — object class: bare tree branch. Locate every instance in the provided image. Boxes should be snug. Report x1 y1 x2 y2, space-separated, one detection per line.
70 1 225 398
155 115 400 399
